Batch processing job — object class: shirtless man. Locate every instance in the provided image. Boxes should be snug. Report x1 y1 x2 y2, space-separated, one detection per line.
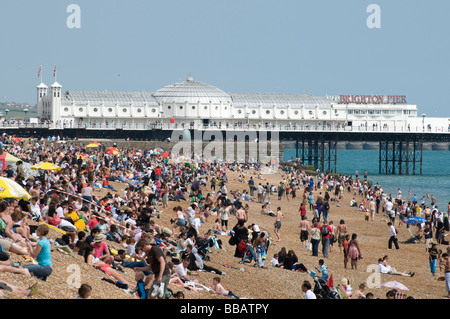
274 207 283 242
236 205 246 223
299 215 310 248
369 198 376 221
350 283 366 299
337 219 348 253
211 277 239 299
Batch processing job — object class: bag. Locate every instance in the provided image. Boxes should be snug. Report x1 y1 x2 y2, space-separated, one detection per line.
306 243 312 251
321 226 329 237
228 235 237 246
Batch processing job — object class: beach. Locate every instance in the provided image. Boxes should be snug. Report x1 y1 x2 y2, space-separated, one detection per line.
0 138 447 300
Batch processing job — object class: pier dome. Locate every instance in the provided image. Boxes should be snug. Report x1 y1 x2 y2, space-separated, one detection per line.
152 74 231 104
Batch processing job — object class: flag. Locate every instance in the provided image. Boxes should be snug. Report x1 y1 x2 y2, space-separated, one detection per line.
53 66 56 78
37 65 41 78
326 274 334 288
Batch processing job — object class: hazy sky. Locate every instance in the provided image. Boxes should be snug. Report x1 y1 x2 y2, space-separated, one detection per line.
0 0 449 117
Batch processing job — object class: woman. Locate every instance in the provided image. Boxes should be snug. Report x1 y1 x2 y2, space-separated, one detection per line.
310 219 321 257
0 201 26 246
171 206 187 236
23 224 53 281
347 233 362 270
283 249 308 272
84 244 132 288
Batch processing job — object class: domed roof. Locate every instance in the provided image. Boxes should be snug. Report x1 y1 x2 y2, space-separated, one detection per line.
152 75 231 104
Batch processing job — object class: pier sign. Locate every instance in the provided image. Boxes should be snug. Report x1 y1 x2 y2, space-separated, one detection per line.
338 95 407 104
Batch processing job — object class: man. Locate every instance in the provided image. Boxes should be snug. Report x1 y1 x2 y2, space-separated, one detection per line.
387 222 399 250
274 207 283 242
257 183 264 203
369 198 376 221
135 238 171 299
320 220 333 258
301 280 316 299
248 177 255 197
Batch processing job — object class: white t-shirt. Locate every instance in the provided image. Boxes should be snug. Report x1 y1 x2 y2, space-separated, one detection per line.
304 290 317 299
175 263 188 280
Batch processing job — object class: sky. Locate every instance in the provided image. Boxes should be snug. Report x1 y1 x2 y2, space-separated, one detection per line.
0 0 449 117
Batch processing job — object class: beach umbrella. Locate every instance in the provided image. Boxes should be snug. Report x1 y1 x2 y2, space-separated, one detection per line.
381 281 409 291
162 151 169 158
30 162 62 171
78 154 89 159
170 118 175 123
107 147 118 151
0 177 31 200
11 137 22 142
107 150 119 155
86 143 100 148
404 216 426 224
5 153 20 163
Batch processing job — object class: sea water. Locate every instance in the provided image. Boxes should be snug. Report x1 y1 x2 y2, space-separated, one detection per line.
283 149 450 210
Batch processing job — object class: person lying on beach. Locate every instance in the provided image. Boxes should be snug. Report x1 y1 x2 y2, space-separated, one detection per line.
210 276 239 299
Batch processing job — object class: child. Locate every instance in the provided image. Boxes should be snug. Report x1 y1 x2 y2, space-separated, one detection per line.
317 259 329 282
77 283 92 299
364 210 370 221
211 277 239 299
270 253 280 267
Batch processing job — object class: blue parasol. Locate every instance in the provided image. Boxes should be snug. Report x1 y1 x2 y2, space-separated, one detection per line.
404 216 426 224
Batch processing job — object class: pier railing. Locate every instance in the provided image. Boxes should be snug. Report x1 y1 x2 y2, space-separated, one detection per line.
2 121 450 134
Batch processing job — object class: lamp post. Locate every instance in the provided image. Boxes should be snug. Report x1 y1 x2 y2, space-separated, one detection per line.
4 109 9 121
422 113 426 132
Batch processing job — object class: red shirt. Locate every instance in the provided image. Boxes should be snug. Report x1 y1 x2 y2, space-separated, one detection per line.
319 225 332 238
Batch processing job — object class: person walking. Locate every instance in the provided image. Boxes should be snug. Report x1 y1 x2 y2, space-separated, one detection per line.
320 220 332 258
387 222 399 250
347 233 362 270
310 219 321 257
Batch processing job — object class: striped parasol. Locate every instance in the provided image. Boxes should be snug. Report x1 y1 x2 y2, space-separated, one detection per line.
381 281 409 291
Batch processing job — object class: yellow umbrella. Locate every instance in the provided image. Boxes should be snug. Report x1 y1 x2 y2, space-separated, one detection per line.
86 143 100 148
0 177 31 200
30 162 62 171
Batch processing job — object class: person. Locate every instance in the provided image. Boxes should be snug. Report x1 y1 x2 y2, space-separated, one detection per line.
337 219 347 253
310 219 321 257
253 232 268 268
84 244 132 288
299 215 310 249
387 222 399 250
423 222 433 252
377 256 414 277
369 198 376 221
134 238 171 299
274 207 283 242
0 280 38 298
92 234 115 265
346 233 362 270
316 259 329 282
211 276 239 299
23 224 53 281
350 283 366 299
283 249 308 272
77 283 92 299
343 234 350 269
322 200 330 222
301 280 316 299
439 253 450 298
320 220 332 258
429 243 439 276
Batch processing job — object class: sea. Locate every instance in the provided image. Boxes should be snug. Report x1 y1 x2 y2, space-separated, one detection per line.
282 149 450 211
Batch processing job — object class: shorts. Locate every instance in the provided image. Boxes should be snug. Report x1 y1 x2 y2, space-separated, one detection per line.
97 264 112 276
275 221 281 229
221 219 228 227
176 219 187 227
300 230 308 242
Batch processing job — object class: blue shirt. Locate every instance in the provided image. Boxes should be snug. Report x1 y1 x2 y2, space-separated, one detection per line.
36 237 52 266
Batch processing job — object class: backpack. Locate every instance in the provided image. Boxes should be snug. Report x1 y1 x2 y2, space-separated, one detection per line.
321 225 329 237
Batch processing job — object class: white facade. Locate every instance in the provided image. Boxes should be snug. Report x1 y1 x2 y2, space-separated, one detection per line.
36 75 426 130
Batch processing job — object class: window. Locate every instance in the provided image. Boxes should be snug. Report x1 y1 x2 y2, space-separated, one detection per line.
252 110 256 114
280 110 284 115
64 107 69 112
108 108 113 112
167 105 172 109
151 109 156 113
192 106 196 110
322 111 327 115
308 110 313 115
266 110 271 114
179 106 183 109
137 108 142 113
294 110 299 115
123 108 127 112
93 108 98 112
79 108 84 112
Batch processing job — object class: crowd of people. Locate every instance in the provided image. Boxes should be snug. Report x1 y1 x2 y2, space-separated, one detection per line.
0 133 448 299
